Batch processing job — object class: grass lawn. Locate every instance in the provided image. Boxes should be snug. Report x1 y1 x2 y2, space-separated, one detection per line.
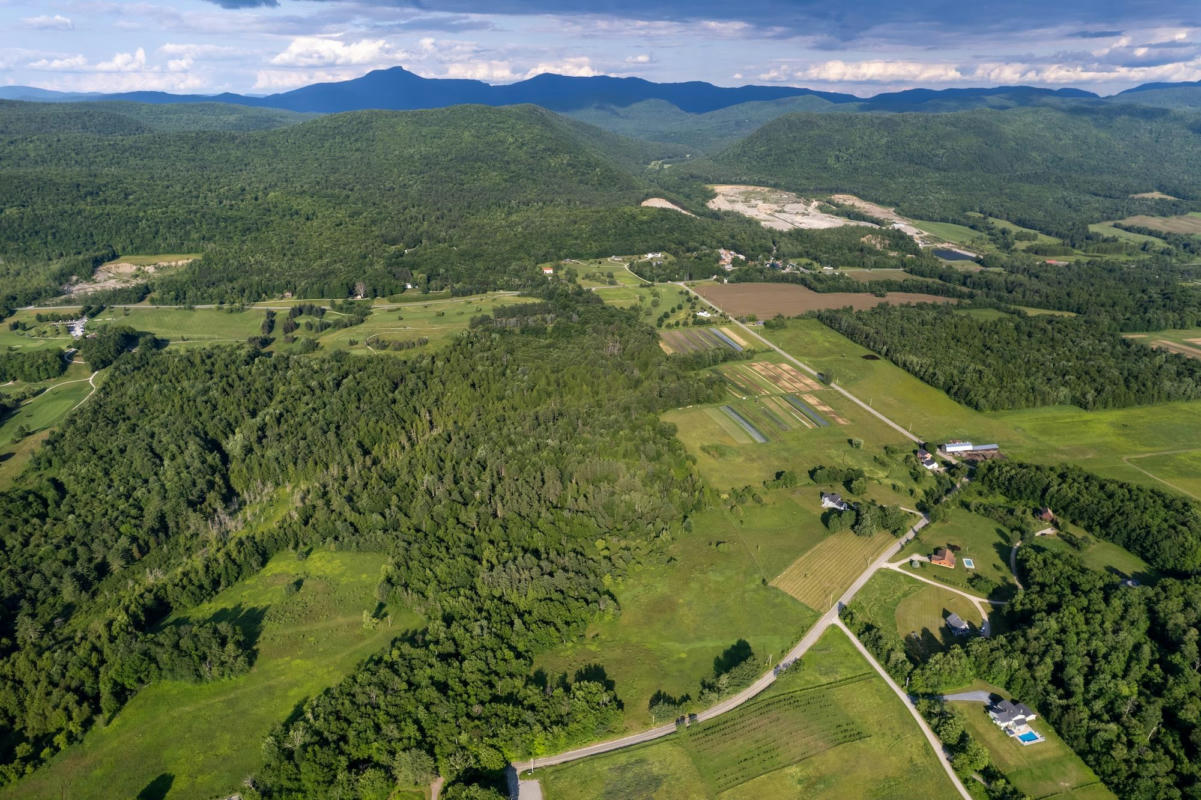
900 507 1017 595
3 550 418 800
849 570 984 659
538 626 960 800
315 293 526 354
534 491 819 733
99 306 264 344
0 371 94 488
952 694 1115 800
911 219 987 248
761 318 1201 496
563 257 647 288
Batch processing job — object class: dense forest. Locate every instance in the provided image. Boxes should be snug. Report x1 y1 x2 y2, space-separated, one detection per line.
702 104 1201 242
0 291 716 796
0 102 763 307
816 304 1201 410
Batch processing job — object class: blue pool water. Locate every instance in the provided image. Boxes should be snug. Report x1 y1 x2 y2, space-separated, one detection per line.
1018 731 1040 743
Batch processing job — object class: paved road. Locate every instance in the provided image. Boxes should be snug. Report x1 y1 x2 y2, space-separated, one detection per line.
835 618 973 800
941 690 993 703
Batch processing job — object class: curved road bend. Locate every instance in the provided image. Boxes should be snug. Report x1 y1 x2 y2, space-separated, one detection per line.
523 515 932 771
675 282 959 465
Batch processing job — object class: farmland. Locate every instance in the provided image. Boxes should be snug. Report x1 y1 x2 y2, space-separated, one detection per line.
771 529 899 612
538 626 960 800
691 282 954 318
952 695 1116 800
659 326 746 355
1130 326 1201 364
534 488 820 731
1 549 420 800
1115 212 1201 235
898 507 1019 596
759 316 1201 496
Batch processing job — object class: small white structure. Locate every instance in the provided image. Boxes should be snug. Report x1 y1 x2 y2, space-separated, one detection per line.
696 310 712 318
821 492 850 512
68 318 87 339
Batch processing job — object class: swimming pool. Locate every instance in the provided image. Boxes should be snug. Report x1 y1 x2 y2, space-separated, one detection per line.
962 557 976 569
1018 731 1041 744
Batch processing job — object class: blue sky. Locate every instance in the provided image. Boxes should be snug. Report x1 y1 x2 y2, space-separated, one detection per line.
1 0 1199 96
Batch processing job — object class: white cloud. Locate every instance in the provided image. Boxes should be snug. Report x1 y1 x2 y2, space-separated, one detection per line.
524 57 598 78
159 43 240 59
269 37 401 67
625 54 652 64
29 54 88 71
96 48 149 73
443 60 516 80
23 14 73 31
253 68 367 90
795 60 965 83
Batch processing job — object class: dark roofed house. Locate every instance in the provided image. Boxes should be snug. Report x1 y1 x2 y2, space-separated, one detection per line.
989 699 1037 727
945 612 971 636
821 492 850 511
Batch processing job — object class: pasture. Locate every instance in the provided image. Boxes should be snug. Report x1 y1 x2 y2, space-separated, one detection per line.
760 317 1201 497
1116 213 1201 235
771 530 898 612
561 256 647 288
692 282 954 319
3 549 418 800
953 696 1115 800
0 366 96 488
660 326 745 355
538 626 960 800
534 489 820 732
1133 326 1201 366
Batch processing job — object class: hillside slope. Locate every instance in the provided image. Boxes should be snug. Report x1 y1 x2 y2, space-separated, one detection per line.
703 104 1201 239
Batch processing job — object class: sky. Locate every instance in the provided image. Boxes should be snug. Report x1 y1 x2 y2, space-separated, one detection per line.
2 0 1201 97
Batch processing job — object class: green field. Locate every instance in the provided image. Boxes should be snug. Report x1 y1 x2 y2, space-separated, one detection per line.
101 253 200 267
911 219 987 248
0 366 96 488
539 626 960 800
3 550 418 800
1027 533 1155 583
848 570 984 660
535 490 819 732
899 507 1018 595
563 256 648 288
953 695 1115 800
762 317 1201 496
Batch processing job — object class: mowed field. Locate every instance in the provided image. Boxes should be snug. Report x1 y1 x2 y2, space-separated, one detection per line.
3 549 420 800
1128 327 1201 365
538 627 960 800
0 363 97 488
953 696 1116 800
770 530 898 611
898 506 1018 595
534 489 820 732
691 282 954 318
1116 212 1201 234
760 317 1201 497
848 570 984 660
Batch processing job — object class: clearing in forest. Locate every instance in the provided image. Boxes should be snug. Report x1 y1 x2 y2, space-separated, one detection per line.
707 185 873 231
1117 213 1201 235
692 282 953 318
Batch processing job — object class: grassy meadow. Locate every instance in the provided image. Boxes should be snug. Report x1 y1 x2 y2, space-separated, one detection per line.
3 550 418 800
848 570 984 660
899 506 1019 595
538 626 960 800
534 489 820 732
762 317 1201 496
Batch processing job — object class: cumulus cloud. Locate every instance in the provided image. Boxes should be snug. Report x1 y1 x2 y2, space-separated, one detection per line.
625 53 652 64
763 59 965 84
96 48 149 73
444 60 516 80
524 56 597 78
270 36 401 67
29 54 88 71
23 14 74 31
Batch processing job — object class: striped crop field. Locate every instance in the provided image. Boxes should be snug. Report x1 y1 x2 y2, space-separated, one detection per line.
659 327 744 355
784 394 830 427
685 677 871 793
801 393 849 425
771 530 897 611
761 394 816 429
719 326 749 348
720 405 768 443
703 406 754 444
749 361 822 393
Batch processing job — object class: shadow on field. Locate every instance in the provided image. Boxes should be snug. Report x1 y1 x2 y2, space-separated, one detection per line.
136 772 174 800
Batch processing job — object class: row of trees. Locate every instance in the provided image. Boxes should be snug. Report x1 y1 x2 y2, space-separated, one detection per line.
817 304 1201 410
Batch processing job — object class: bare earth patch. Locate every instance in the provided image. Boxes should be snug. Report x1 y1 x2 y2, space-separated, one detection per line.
828 194 930 241
707 185 873 231
64 256 196 296
1152 340 1201 361
693 282 954 318
1130 191 1179 200
640 197 697 217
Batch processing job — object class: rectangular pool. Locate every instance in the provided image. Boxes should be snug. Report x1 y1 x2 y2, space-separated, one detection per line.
1018 731 1041 744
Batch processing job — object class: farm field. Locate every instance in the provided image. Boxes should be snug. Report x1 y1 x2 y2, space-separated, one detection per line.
312 293 526 353
910 219 985 248
1130 326 1201 365
534 489 820 732
562 256 647 288
1115 212 1201 235
847 570 984 660
771 529 898 612
759 317 1201 496
691 282 954 318
659 326 745 355
1088 222 1165 245
953 695 1116 800
0 365 96 488
898 507 1018 598
839 268 921 283
2 550 420 800
538 626 960 800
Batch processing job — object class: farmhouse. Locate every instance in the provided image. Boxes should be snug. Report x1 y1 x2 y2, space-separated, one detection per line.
1037 507 1055 523
917 448 939 470
541 266 555 276
821 492 850 511
930 547 956 568
945 612 971 636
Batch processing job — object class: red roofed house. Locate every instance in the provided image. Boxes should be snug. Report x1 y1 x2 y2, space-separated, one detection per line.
931 547 956 568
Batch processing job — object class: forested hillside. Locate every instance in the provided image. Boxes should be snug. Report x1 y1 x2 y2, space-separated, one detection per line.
0 292 713 795
704 105 1201 241
0 102 756 306
816 304 1201 410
